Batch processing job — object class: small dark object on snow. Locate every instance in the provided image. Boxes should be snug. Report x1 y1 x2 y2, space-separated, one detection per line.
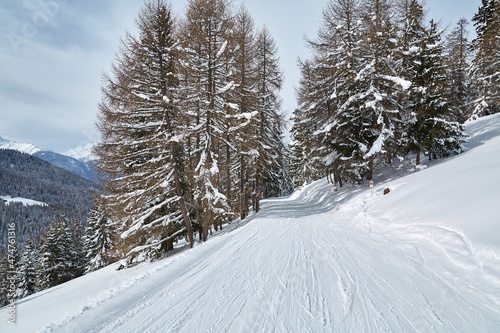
383 188 390 195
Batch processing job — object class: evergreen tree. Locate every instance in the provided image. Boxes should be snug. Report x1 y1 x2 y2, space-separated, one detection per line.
70 216 87 277
95 0 194 260
444 18 473 123
15 240 38 300
304 0 364 185
84 206 117 272
0 251 13 307
254 26 287 197
470 0 500 117
289 106 318 188
291 60 322 188
403 15 466 164
37 216 75 290
350 0 408 180
292 0 467 188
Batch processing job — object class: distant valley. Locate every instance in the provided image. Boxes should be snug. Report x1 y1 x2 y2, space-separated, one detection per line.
0 148 99 251
0 136 97 182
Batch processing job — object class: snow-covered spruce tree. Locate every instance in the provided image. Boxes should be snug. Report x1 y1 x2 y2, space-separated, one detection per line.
0 248 18 307
15 240 38 300
400 3 466 165
289 106 318 188
396 0 428 164
300 0 365 186
470 0 500 118
179 0 236 241
84 206 117 272
70 216 87 277
291 61 319 188
0 251 12 307
254 26 287 197
37 216 75 290
444 18 473 123
339 0 408 181
297 0 408 185
95 0 194 261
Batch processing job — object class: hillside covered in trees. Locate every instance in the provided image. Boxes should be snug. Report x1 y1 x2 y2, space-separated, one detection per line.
0 149 98 252
0 149 99 306
290 0 499 188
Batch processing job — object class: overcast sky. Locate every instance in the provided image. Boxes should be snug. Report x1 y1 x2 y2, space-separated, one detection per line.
0 0 481 152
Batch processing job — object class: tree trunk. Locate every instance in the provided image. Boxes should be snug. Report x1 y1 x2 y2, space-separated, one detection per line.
366 159 374 181
239 155 247 219
173 162 194 248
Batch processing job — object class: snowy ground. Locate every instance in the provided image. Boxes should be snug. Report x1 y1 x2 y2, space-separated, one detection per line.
0 195 48 207
2 114 500 332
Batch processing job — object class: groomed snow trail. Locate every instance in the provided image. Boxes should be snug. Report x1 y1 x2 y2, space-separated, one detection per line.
42 179 499 332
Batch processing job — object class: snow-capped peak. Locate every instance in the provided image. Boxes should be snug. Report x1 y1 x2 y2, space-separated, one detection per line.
0 136 41 155
63 142 97 162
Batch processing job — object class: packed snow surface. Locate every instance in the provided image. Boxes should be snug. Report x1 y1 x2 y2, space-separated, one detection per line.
2 114 500 332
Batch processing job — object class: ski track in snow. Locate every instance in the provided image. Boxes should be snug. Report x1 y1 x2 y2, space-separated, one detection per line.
35 179 500 333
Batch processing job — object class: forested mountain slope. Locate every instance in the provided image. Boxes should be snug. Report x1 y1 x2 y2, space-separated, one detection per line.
0 136 97 182
0 149 98 251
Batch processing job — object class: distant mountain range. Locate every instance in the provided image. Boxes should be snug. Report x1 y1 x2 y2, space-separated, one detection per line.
0 136 97 182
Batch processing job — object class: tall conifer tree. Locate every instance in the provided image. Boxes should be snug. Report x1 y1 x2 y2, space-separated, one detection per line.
95 0 194 260
470 0 500 117
180 0 236 241
254 26 286 197
15 240 38 300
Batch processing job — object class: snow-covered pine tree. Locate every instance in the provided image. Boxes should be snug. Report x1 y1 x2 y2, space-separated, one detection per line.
84 206 117 272
397 0 428 164
70 216 86 277
15 240 38 300
470 0 500 117
95 0 194 260
444 18 473 123
302 0 365 186
37 216 75 289
0 251 12 307
180 0 236 241
343 0 406 181
401 8 466 164
289 106 317 188
254 26 287 197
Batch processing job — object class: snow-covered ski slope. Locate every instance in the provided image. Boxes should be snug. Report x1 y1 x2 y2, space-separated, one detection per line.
2 114 500 332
